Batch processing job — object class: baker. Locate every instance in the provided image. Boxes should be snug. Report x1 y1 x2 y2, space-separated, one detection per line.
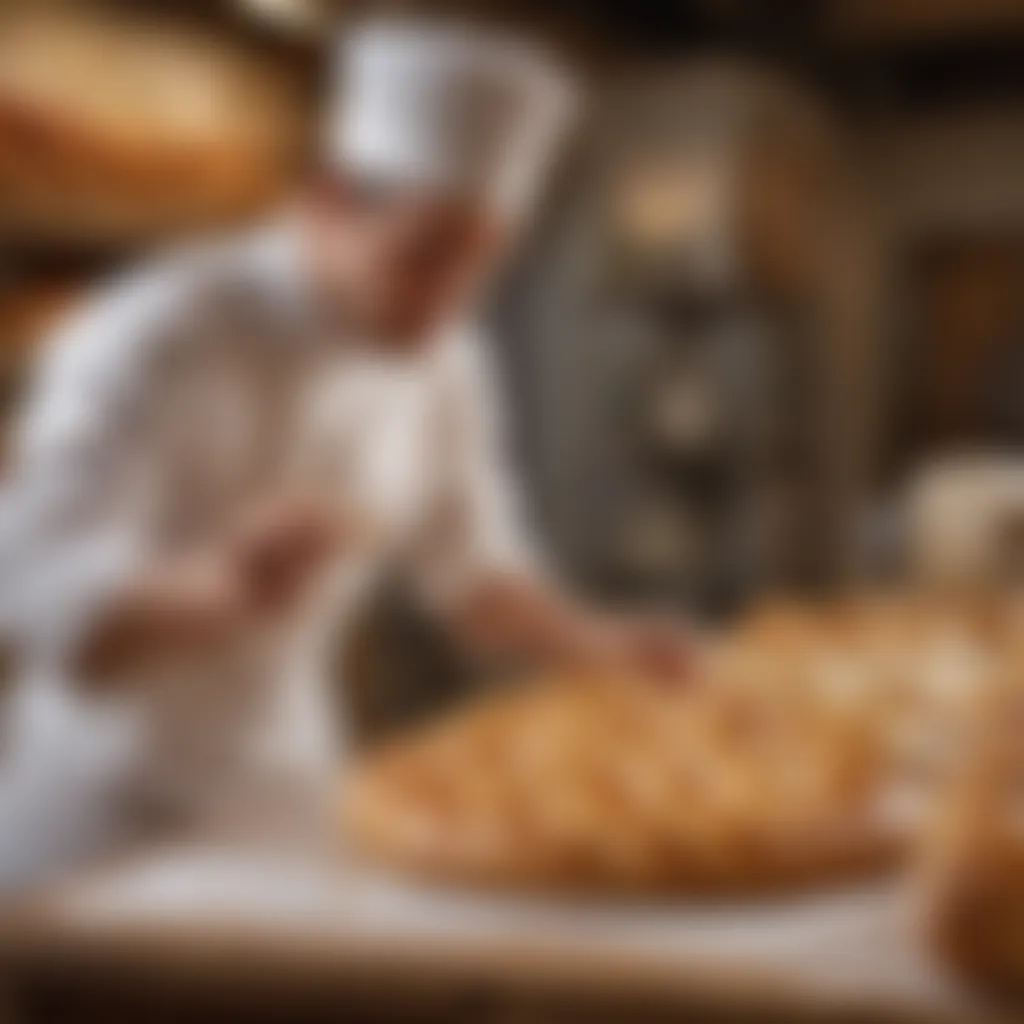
0 23 691 888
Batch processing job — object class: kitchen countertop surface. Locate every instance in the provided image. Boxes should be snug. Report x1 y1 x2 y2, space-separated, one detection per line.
0 845 1014 1023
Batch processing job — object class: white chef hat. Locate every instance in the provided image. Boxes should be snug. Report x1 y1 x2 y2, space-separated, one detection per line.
326 21 579 220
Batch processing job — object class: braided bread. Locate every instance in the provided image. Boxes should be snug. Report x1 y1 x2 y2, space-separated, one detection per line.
343 596 1010 895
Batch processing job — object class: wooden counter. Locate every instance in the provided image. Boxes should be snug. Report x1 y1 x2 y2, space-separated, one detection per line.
0 846 1014 1023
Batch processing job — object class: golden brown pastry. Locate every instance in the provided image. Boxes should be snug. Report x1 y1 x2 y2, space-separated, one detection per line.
343 595 1018 896
343 670 904 894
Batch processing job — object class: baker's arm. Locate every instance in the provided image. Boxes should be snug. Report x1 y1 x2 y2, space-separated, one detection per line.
446 571 696 682
0 271 337 685
0 276 175 673
413 332 693 682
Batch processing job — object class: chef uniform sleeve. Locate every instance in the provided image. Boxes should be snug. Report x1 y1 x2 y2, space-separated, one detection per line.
410 330 545 608
0 270 183 668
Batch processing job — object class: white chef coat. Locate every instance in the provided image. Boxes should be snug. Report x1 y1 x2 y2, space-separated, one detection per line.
0 217 536 887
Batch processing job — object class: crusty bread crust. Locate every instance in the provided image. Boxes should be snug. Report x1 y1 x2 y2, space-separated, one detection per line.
343 596 1015 896
0 9 307 243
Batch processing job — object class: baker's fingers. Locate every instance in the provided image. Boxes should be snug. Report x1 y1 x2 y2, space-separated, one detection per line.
234 494 376 560
231 495 380 614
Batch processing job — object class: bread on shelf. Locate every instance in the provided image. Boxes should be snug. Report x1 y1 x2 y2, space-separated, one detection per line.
0 8 310 246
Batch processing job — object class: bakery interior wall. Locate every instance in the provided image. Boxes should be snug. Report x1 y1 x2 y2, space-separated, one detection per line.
3 0 1024 724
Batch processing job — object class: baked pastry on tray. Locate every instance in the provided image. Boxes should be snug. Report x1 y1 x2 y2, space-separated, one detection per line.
342 656 911 893
722 595 1003 817
342 597 1011 896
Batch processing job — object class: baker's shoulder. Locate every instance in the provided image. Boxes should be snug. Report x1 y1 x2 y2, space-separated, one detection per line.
38 222 297 391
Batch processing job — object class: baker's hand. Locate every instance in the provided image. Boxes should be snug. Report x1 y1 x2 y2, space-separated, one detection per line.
227 493 356 618
617 616 697 685
77 494 365 683
446 573 698 689
584 614 697 687
75 547 249 684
